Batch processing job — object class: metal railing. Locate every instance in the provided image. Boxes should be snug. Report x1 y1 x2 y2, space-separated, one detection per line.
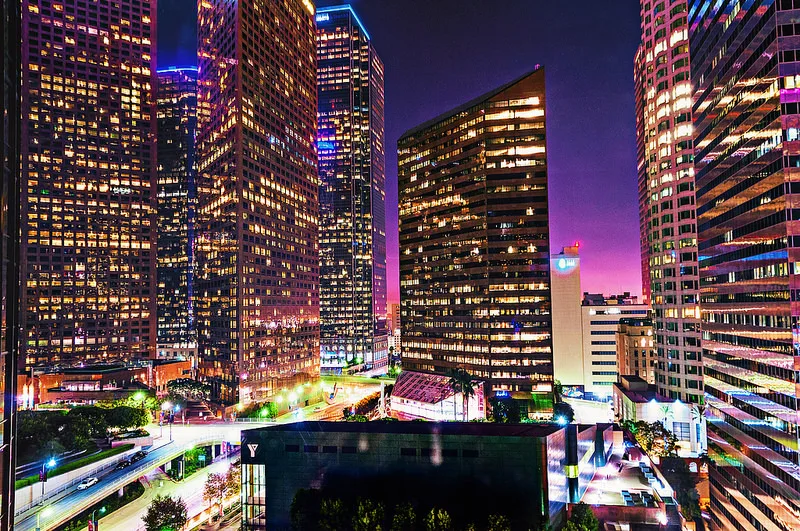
26 435 231 531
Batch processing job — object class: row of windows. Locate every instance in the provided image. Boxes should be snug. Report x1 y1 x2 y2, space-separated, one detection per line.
285 444 480 458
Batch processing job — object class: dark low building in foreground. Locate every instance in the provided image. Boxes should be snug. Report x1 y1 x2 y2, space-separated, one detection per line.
241 421 618 529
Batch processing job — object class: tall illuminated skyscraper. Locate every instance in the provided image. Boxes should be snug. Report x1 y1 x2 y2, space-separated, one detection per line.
691 1 800 528
2 0 21 525
398 68 553 404
196 0 319 405
20 0 157 368
316 5 387 374
156 67 197 359
634 0 704 424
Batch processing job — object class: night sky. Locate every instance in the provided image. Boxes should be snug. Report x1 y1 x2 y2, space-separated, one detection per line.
158 1 643 304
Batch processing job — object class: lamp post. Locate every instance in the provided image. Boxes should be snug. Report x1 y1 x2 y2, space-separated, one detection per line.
88 506 106 531
161 401 178 441
39 457 56 503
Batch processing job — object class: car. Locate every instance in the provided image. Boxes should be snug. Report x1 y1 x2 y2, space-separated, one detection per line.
77 477 98 490
130 450 147 463
114 459 131 470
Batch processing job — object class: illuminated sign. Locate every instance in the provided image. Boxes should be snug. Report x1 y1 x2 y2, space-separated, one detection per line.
556 257 577 271
495 390 510 398
316 13 329 22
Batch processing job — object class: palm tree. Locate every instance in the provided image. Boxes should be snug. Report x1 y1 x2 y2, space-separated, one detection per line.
448 369 476 421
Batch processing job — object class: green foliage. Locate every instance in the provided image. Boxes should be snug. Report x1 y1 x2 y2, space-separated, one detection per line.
623 420 679 457
424 508 452 531
488 397 521 423
319 498 348 531
106 405 149 431
569 502 599 531
553 402 575 423
68 406 111 437
142 495 188 531
553 380 564 401
166 378 211 400
391 502 416 531
660 458 701 520
291 489 322 530
487 514 511 531
448 369 477 421
203 463 241 516
562 522 581 531
353 498 384 531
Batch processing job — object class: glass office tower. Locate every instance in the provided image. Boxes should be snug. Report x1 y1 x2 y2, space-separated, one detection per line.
156 67 197 357
690 0 800 528
196 0 319 405
316 5 387 374
635 0 704 418
398 68 553 401
2 0 21 525
20 0 158 368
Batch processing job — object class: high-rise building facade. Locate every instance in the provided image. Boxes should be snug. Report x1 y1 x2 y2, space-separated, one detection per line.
2 0 21 525
550 245 583 389
196 0 319 405
690 1 800 528
156 67 197 359
20 0 158 369
635 0 703 406
316 5 387 373
398 68 553 401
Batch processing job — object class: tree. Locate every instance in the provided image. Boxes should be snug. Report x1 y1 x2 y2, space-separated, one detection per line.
318 498 348 531
624 420 679 457
488 397 521 423
106 406 148 431
487 514 511 531
553 401 575 424
225 462 241 498
203 472 228 516
391 502 416 531
660 458 701 520
166 378 211 400
142 495 188 531
291 489 322 530
68 406 110 437
353 498 384 531
562 522 581 531
424 508 452 531
553 380 564 400
569 502 599 531
448 369 477 421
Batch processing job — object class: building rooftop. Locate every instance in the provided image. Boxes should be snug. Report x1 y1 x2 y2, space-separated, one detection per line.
614 378 671 404
392 370 455 404
399 66 543 139
244 420 564 438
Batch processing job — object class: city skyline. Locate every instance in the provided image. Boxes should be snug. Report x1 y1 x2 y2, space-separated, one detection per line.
157 0 645 304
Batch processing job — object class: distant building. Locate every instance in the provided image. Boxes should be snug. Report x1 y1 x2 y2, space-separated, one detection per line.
398 68 553 402
616 318 655 384
613 375 705 456
156 67 198 358
316 6 388 374
388 330 400 358
390 370 485 421
241 421 590 530
580 293 648 400
388 302 400 333
550 245 583 389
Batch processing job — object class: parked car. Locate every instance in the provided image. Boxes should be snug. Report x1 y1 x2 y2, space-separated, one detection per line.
114 459 131 470
130 450 147 463
77 477 98 490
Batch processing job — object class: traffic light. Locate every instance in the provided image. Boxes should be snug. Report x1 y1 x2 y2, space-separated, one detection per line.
39 469 45 482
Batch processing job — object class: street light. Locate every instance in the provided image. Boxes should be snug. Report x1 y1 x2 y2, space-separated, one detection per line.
88 506 107 531
39 457 57 502
35 506 52 531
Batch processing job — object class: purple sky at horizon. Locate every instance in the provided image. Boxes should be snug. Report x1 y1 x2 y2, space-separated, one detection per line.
159 0 644 304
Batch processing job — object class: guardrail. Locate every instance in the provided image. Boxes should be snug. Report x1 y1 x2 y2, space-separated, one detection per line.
14 446 140 517
30 435 232 531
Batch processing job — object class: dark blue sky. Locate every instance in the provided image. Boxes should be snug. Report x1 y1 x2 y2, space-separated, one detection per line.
158 1 643 303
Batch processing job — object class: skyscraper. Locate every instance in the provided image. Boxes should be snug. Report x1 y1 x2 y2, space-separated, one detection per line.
2 0 21 525
690 1 800 528
20 0 157 369
635 0 704 412
156 67 197 359
316 5 387 374
196 0 319 405
550 245 583 389
398 68 553 403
